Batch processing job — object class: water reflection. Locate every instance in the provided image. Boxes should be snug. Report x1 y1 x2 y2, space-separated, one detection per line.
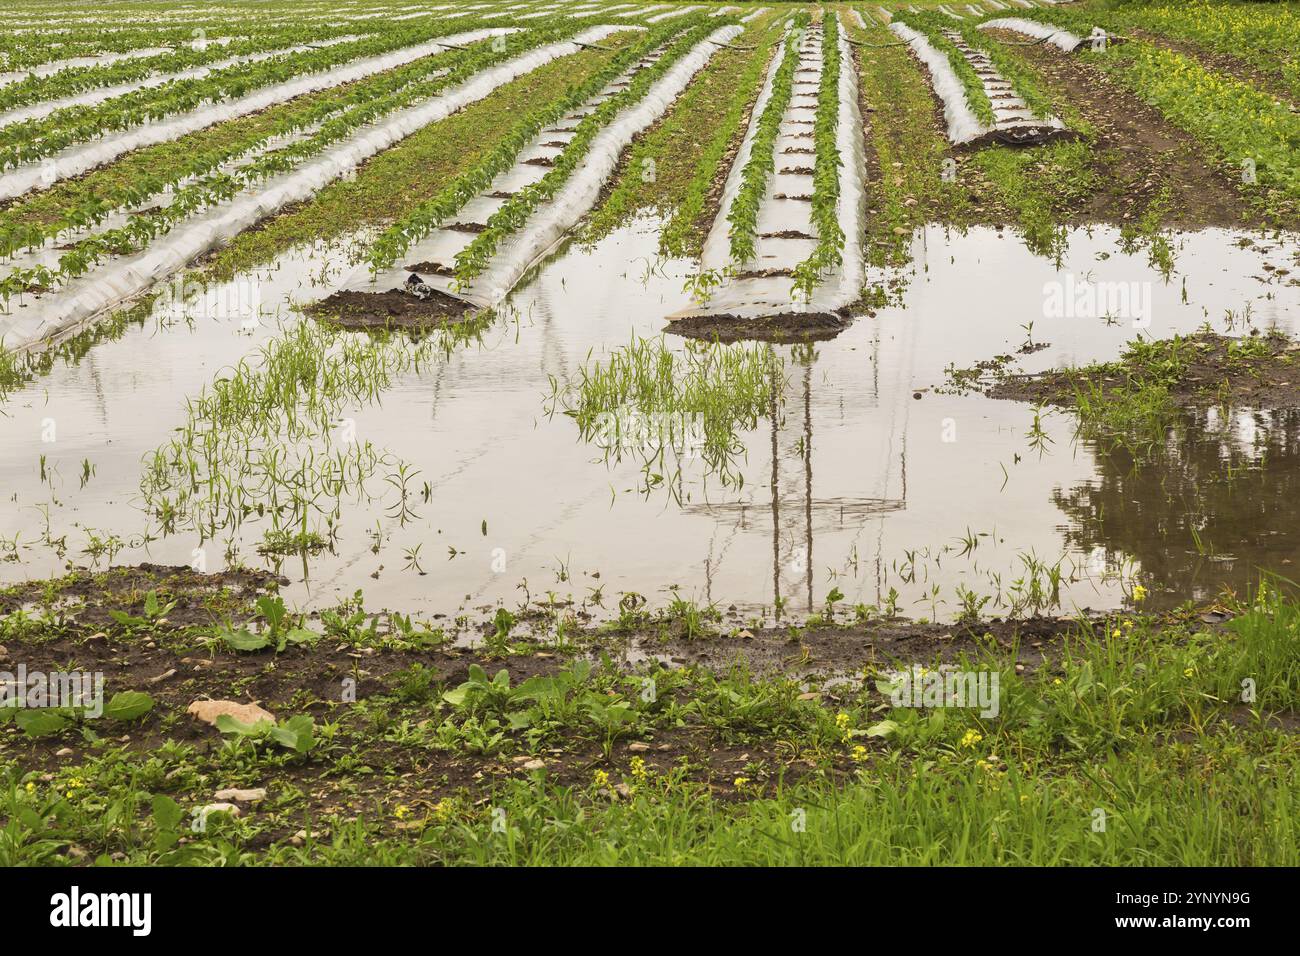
1056 405 1300 606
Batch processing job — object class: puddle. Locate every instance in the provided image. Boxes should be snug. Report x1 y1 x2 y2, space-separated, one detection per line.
1 220 1298 624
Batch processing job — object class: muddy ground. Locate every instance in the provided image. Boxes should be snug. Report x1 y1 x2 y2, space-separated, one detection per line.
305 280 474 331
0 564 1110 805
982 331 1300 409
996 34 1258 229
1 560 1289 856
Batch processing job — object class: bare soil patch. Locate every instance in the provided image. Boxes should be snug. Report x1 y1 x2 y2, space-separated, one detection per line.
987 332 1300 409
997 33 1256 228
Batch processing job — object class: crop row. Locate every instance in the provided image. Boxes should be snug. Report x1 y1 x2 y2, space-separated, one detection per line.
453 15 723 283
0 26 575 260
790 13 842 299
725 17 806 266
0 23 371 115
0 19 506 170
364 21 694 275
895 10 996 126
0 23 590 304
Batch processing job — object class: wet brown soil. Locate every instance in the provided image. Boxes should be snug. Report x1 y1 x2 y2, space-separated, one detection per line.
986 332 1300 409
994 31 1256 228
668 310 849 343
305 285 474 331
1 562 1289 839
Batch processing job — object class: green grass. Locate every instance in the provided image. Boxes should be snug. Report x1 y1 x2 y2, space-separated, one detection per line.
581 21 781 258
971 138 1100 263
849 21 974 273
545 334 784 499
1 576 1296 865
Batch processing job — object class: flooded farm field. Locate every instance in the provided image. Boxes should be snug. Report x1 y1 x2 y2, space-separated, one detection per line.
0 0 1296 877
4 221 1297 622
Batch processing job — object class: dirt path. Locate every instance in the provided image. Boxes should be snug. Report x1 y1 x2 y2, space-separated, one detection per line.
999 32 1256 229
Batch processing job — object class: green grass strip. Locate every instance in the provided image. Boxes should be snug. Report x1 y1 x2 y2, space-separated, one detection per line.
452 16 718 284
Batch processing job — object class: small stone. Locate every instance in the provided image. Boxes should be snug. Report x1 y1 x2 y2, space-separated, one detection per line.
213 787 267 803
187 699 275 727
197 802 241 819
627 742 650 752
520 759 545 771
55 747 73 757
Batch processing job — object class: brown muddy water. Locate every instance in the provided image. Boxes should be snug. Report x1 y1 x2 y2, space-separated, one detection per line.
1 220 1298 622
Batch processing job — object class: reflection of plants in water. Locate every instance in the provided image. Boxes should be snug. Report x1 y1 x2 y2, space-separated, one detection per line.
545 335 785 502
141 319 478 544
1067 333 1292 462
1055 406 1300 604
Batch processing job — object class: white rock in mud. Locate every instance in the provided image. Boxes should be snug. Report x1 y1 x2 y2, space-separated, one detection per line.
214 787 268 803
187 699 275 727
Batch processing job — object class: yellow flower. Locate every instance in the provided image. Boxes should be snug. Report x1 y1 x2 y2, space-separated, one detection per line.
960 729 983 749
592 769 610 788
734 776 750 789
835 712 850 730
1132 584 1148 602
851 745 868 763
629 757 648 781
393 804 411 820
1052 678 1063 686
433 799 454 819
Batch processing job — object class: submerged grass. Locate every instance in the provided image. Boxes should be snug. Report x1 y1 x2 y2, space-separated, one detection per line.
140 312 487 547
545 335 784 500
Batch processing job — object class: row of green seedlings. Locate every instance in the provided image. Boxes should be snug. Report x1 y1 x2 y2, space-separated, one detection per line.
789 11 842 299
0 23 591 305
0 24 252 68
0 22 583 262
0 21 369 114
574 17 782 255
945 15 1057 120
895 10 996 127
724 16 809 268
545 334 785 502
655 23 782 259
365 16 703 275
450 14 722 286
0 16 508 170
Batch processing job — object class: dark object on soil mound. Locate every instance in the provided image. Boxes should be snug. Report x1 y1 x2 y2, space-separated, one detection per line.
306 274 474 331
